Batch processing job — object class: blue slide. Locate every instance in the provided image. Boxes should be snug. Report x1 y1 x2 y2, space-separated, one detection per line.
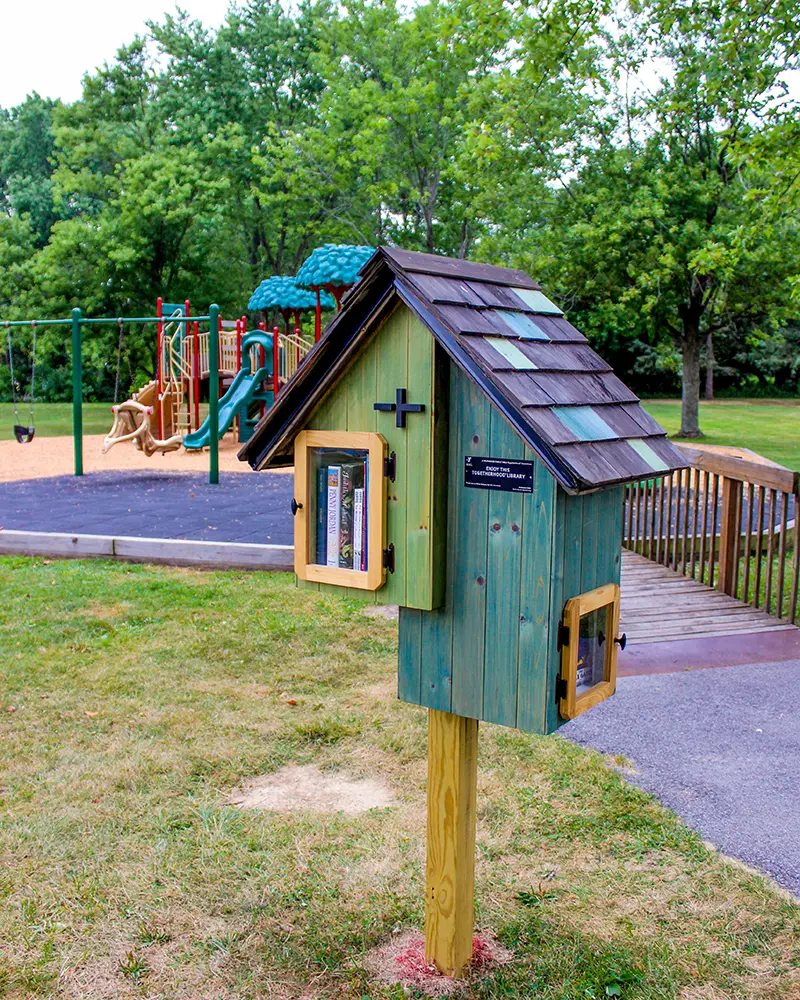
183 366 271 450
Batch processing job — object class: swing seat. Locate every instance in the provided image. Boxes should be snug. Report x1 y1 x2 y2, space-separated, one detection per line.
13 424 35 444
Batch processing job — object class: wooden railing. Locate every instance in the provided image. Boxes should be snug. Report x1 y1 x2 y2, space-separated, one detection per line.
193 331 239 377
622 446 799 624
278 331 313 385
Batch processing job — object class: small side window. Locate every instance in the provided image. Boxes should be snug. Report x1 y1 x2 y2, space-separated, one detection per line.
293 430 388 591
558 583 622 720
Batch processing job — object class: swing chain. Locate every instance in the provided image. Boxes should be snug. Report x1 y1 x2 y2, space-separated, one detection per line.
5 321 18 424
29 321 36 426
6 319 36 443
115 317 124 405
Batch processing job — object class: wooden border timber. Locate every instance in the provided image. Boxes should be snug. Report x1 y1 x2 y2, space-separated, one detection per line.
0 530 293 571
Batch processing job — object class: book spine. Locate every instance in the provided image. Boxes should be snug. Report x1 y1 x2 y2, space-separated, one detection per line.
339 464 356 568
326 466 341 568
362 457 368 570
316 465 327 565
353 487 364 572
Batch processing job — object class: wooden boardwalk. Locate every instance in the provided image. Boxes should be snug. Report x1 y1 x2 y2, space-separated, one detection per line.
620 550 798 645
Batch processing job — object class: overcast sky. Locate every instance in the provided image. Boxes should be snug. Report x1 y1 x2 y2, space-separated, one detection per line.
1 0 232 109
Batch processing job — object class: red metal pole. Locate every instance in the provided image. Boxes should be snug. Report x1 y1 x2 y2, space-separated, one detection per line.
273 325 279 399
156 296 164 439
184 299 191 430
315 288 321 342
236 318 242 373
193 320 200 432
284 313 296 367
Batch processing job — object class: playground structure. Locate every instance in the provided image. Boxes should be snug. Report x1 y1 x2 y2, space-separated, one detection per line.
103 298 314 458
3 244 377 484
295 244 375 340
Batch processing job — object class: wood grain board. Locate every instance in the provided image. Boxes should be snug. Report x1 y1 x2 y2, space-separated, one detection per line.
425 709 478 978
620 550 797 644
298 303 445 609
398 364 624 736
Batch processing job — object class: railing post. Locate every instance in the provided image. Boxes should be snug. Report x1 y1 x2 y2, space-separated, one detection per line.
71 308 83 477
208 304 219 486
718 476 743 596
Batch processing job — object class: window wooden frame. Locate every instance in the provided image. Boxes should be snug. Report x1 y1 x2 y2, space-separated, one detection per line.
558 582 620 721
294 430 388 591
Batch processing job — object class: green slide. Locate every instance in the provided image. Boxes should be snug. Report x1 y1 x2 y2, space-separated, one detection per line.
183 366 271 450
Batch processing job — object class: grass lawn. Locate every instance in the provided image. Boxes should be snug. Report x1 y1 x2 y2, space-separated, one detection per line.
642 400 800 470
0 402 113 441
1 558 798 999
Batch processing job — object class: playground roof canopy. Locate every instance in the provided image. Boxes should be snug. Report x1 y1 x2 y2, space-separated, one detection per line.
248 276 334 312
296 244 375 290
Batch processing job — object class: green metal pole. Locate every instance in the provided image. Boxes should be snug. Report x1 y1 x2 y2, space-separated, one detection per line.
72 308 83 476
209 304 219 485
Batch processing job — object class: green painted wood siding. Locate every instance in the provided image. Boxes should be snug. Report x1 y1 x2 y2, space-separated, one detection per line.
299 303 446 610
399 363 558 733
398 362 625 736
543 485 624 734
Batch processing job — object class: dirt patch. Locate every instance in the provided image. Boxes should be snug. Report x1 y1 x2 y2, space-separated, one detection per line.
228 765 393 814
362 605 399 620
363 930 513 996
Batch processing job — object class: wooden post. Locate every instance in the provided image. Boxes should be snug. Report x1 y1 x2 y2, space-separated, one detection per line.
425 709 478 978
718 477 743 596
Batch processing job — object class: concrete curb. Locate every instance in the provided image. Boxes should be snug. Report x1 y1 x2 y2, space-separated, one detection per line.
0 529 293 571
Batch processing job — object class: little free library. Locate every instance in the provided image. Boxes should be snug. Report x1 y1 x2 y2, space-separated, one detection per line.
240 247 687 977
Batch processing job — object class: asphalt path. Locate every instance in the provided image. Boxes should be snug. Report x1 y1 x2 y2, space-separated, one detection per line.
563 660 800 897
0 470 294 544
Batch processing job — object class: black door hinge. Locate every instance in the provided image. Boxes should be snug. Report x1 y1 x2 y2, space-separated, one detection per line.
555 676 568 703
382 543 395 573
556 621 570 652
384 452 396 482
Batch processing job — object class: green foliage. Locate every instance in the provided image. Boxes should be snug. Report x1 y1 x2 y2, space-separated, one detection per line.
0 0 798 419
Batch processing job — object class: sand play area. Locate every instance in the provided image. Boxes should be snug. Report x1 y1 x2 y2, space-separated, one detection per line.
0 434 291 483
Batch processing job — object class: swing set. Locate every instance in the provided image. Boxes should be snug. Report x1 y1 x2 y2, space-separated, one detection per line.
2 305 224 485
5 321 37 443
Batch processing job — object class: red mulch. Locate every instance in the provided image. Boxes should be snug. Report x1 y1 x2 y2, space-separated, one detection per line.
363 930 512 996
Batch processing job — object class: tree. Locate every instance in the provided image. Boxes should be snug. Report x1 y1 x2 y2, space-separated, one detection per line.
477 0 800 436
0 94 63 247
295 0 511 256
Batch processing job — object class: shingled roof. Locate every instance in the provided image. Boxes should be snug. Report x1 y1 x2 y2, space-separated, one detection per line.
240 247 688 493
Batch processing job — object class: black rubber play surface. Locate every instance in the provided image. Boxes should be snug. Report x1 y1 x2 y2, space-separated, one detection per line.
0 471 294 545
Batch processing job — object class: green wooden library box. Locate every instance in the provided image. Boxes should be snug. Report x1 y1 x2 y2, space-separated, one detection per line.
240 248 688 735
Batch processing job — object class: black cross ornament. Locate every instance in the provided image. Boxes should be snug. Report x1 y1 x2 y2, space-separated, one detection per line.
374 387 425 428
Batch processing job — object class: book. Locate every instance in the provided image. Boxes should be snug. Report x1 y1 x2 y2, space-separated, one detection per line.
362 456 369 570
353 486 364 571
326 466 342 568
315 465 327 565
339 461 365 569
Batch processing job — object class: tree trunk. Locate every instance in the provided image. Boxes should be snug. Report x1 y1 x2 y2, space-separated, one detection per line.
679 331 703 437
704 332 714 400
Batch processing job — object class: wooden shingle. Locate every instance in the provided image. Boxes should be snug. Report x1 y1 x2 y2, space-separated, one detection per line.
241 246 688 492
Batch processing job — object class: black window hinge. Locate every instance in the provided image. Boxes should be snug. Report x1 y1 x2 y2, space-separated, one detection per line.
555 676 568 703
556 621 570 652
382 543 395 573
384 452 396 482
